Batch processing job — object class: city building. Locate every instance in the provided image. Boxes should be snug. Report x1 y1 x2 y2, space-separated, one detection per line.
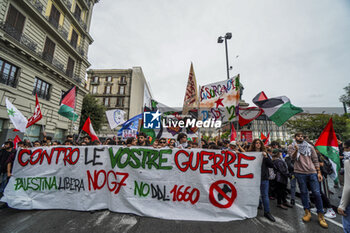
86 67 152 138
0 0 99 143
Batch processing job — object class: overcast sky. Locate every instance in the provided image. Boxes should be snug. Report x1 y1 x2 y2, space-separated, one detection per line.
88 0 350 108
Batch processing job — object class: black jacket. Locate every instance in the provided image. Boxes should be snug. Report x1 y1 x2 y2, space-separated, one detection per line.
261 156 274 181
273 159 289 184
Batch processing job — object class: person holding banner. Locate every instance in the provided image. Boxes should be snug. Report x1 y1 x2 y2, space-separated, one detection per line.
249 139 276 222
176 133 188 149
137 132 150 146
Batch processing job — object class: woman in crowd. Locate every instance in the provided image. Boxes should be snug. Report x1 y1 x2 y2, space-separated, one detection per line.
249 139 276 222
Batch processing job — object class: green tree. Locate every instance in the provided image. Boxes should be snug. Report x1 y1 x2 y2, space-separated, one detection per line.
79 94 106 132
339 83 350 107
286 114 349 141
221 130 230 140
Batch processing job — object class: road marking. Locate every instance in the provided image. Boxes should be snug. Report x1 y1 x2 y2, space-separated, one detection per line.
258 216 295 232
294 203 343 228
95 210 110 225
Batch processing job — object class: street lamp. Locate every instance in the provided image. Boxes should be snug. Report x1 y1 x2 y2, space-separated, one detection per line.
217 32 232 80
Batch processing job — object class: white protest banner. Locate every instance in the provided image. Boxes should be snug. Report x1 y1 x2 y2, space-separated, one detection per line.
106 109 126 129
199 75 240 122
2 146 262 222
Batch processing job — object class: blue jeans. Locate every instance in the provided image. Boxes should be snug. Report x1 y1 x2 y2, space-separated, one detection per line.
343 205 350 233
290 176 296 200
0 173 8 193
295 173 324 214
260 180 270 213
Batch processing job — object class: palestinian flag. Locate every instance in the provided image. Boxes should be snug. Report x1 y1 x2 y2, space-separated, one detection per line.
58 86 78 121
253 91 303 126
315 118 340 181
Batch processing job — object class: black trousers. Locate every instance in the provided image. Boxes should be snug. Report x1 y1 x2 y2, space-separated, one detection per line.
276 182 287 205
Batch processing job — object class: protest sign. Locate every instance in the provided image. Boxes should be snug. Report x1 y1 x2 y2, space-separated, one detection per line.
199 76 240 122
3 146 262 222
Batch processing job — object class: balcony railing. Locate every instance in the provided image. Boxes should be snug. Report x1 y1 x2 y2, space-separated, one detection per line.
62 0 72 11
33 88 50 100
0 21 38 54
0 21 82 85
0 72 17 88
73 75 82 84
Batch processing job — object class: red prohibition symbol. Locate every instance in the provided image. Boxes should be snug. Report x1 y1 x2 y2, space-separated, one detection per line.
209 180 237 208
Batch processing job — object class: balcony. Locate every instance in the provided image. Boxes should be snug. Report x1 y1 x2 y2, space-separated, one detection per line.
0 21 83 86
42 52 65 73
73 11 87 31
0 72 17 88
61 0 88 31
26 0 87 59
90 80 100 85
0 21 38 54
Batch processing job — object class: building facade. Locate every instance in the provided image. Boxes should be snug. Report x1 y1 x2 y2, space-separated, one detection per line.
86 67 152 138
0 0 99 143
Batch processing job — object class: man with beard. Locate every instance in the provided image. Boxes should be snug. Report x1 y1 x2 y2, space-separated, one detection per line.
288 132 328 228
137 132 149 146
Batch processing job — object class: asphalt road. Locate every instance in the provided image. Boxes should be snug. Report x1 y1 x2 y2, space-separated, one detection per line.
0 197 344 233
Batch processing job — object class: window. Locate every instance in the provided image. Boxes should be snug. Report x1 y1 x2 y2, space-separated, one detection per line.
70 29 78 48
73 4 82 20
116 97 124 107
26 125 41 142
93 76 99 83
92 86 97 94
119 86 125 95
105 86 111 94
33 77 51 100
120 76 126 83
49 3 60 28
103 97 110 106
0 119 3 133
0 57 18 87
43 37 55 63
54 128 65 143
106 76 112 82
66 57 75 78
5 5 25 40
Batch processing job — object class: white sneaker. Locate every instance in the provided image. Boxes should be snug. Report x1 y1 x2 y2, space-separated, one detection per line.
310 207 317 213
324 208 336 218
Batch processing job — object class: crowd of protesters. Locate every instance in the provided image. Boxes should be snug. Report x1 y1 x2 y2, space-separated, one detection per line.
0 131 349 232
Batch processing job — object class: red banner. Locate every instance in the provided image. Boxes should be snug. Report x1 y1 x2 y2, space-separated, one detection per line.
27 94 42 128
240 131 253 143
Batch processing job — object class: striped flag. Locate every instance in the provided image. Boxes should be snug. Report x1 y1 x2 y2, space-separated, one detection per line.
58 86 78 121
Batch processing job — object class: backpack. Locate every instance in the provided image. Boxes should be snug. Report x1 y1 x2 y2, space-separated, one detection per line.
268 168 276 180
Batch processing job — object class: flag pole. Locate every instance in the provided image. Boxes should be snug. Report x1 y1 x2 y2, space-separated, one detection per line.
197 85 201 148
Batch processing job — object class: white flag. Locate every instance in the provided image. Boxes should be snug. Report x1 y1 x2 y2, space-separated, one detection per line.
6 98 28 133
106 109 126 129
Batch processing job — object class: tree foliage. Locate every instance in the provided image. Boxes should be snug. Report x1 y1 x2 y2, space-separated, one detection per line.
79 94 106 132
339 83 350 106
286 114 349 141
